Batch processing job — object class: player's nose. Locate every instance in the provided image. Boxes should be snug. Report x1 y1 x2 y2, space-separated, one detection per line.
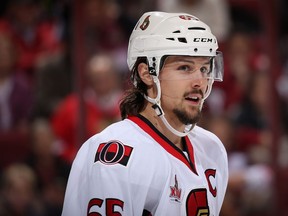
190 71 207 88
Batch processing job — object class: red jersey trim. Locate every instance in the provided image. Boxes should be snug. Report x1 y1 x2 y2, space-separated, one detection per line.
128 115 197 174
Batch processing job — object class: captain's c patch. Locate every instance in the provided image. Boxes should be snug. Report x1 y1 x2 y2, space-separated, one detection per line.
94 140 133 166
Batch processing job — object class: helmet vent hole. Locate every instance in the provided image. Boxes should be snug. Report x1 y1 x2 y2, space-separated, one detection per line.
188 27 206 30
166 38 175 41
194 48 198 52
178 38 187 43
173 30 181 33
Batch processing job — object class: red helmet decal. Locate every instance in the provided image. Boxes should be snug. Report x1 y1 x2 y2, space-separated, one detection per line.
179 15 198 21
140 15 151 30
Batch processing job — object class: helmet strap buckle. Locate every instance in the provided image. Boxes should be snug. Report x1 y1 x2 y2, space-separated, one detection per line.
152 103 163 116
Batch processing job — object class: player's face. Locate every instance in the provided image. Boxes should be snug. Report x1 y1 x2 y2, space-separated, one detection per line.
158 56 211 125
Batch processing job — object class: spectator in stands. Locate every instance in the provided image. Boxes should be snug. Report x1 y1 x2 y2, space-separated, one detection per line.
82 0 123 53
26 118 70 216
207 30 268 116
0 0 64 84
0 163 45 216
0 31 33 133
232 72 272 153
51 53 123 163
224 71 275 215
0 31 33 171
217 30 255 113
82 0 128 74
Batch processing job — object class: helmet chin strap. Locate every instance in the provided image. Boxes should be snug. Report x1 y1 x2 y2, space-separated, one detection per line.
144 76 196 137
143 74 214 137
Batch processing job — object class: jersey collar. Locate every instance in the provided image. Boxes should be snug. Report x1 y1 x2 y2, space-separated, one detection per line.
128 115 198 175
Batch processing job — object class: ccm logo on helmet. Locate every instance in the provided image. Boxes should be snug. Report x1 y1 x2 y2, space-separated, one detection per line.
193 38 214 43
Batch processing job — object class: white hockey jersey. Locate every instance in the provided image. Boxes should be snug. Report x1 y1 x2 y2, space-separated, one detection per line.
62 115 228 216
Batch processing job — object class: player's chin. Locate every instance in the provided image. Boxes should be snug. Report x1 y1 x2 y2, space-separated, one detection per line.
187 106 202 121
186 104 201 115
174 109 201 125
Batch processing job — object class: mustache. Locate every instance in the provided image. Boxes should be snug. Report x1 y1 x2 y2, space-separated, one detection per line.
161 89 204 99
183 89 204 98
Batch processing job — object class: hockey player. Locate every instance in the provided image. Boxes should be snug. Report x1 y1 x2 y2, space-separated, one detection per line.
62 11 228 216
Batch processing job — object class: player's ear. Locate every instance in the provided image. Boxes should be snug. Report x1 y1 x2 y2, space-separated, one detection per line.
138 63 153 86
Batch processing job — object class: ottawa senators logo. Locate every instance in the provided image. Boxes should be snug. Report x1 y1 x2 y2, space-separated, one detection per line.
179 15 198 21
139 15 150 30
94 140 133 166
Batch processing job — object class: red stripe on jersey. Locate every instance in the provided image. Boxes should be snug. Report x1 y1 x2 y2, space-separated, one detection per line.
184 136 198 174
128 115 197 174
98 143 133 157
124 146 133 156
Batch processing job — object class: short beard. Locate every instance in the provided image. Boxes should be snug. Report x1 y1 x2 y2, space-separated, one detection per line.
173 107 202 125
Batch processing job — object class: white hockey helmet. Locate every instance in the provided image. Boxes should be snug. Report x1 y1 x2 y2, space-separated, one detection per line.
127 11 224 137
127 11 223 82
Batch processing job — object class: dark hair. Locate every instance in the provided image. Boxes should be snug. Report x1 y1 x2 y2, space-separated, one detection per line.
120 57 148 119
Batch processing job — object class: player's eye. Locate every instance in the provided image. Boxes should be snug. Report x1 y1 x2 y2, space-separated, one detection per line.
200 66 209 74
178 65 191 71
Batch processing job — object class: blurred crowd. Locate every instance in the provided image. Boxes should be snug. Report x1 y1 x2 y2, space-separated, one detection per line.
0 0 287 215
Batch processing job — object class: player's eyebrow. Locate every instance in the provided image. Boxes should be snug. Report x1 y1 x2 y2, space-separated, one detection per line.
179 59 210 65
167 57 211 65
